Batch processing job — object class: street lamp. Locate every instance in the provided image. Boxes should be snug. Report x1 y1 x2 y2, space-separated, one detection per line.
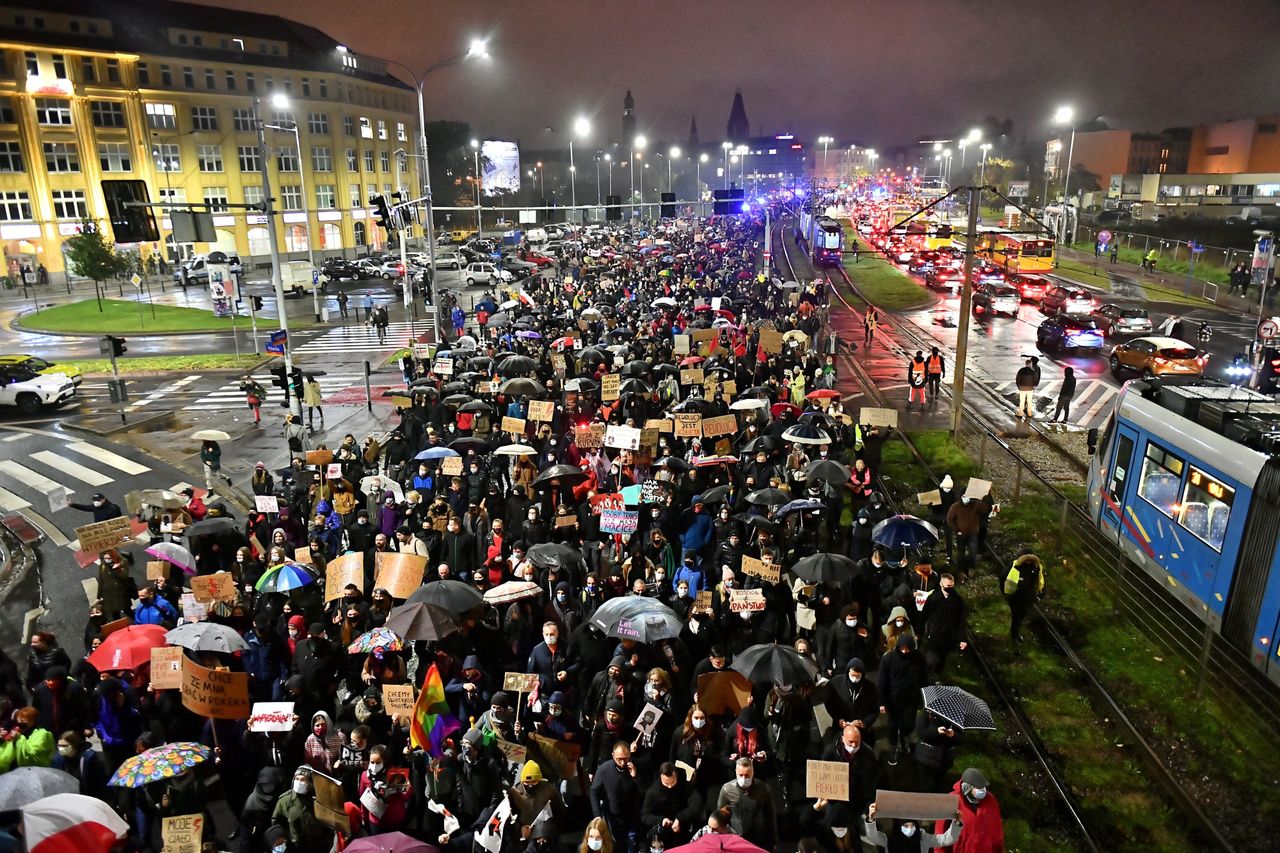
817 135 833 179
470 138 481 234
978 142 992 185
942 148 953 185
632 135 647 213
722 141 733 190
668 146 681 193
603 153 612 198
570 115 590 220
1054 105 1077 245
867 148 878 174
375 36 490 341
735 145 748 189
697 152 708 212
262 98 320 320
535 161 544 197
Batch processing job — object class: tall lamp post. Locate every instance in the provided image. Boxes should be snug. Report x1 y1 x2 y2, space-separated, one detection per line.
867 148 878 175
569 116 589 222
978 142 991 185
817 135 833 181
372 36 489 342
594 154 602 206
697 152 708 214
943 148 953 186
722 141 732 190
470 138 481 234
535 161 544 197
632 135 647 216
668 146 681 193
262 115 319 320
1054 105 1077 245
603 153 612 197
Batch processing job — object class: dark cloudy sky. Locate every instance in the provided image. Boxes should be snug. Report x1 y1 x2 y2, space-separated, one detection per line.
207 0 1279 149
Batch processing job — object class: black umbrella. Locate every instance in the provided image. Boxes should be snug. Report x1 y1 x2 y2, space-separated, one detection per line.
672 398 711 413
734 513 781 533
805 459 851 484
565 377 598 392
488 311 512 326
699 484 731 504
449 436 491 453
601 606 683 644
458 400 491 414
501 377 543 397
873 515 940 550
497 355 537 376
740 386 774 400
790 552 857 584
407 580 484 613
742 436 781 454
409 378 437 388
534 464 588 485
620 360 650 378
183 517 238 538
441 381 469 395
782 423 832 446
385 602 460 641
620 378 653 395
655 456 691 472
652 363 679 377
528 542 582 569
730 643 819 685
442 393 472 407
745 488 788 506
579 347 608 365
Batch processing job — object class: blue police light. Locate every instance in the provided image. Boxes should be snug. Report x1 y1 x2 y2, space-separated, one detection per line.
794 189 806 198
741 202 752 212
755 196 767 205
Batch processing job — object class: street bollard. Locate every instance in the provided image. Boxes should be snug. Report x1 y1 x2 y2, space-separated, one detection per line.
364 360 373 413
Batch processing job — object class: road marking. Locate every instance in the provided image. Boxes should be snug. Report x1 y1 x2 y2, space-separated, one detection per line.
20 509 69 547
30 451 114 486
0 460 62 494
1080 384 1118 426
1 433 26 442
0 485 30 511
65 442 150 475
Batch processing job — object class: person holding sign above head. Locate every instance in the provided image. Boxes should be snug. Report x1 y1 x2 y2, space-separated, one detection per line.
863 801 962 852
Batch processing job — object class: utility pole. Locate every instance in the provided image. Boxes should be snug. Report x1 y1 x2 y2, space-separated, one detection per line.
951 185 982 434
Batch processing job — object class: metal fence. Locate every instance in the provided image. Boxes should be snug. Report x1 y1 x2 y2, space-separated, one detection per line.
949 417 1280 745
1074 224 1250 281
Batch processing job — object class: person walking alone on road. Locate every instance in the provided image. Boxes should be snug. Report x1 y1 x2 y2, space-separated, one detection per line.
1014 357 1039 418
925 347 945 403
371 305 389 344
200 440 233 491
303 375 324 431
1003 552 1045 653
361 291 374 322
284 414 309 454
1109 242 1119 264
907 351 928 410
336 290 349 321
864 306 879 345
240 374 266 425
1049 366 1076 424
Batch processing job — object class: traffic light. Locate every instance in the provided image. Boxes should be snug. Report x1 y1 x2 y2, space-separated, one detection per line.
371 195 391 232
249 294 263 312
395 263 406 278
269 365 290 406
289 367 304 401
1257 347 1280 393
606 195 622 221
107 335 127 357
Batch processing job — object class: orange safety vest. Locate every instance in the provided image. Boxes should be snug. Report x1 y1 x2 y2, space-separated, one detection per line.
926 355 944 375
910 360 927 384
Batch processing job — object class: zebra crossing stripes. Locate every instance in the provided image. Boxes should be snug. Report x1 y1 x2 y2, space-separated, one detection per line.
180 373 366 411
65 442 151 476
29 451 114 486
292 319 434 355
991 378 1118 427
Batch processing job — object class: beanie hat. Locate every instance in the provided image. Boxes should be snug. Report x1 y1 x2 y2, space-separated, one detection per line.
520 760 543 783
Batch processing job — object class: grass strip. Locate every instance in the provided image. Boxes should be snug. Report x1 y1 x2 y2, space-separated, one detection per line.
65 354 267 374
17 298 323 334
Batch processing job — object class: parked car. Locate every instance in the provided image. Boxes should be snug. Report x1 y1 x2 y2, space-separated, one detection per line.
519 249 555 267
1040 285 1095 315
433 251 465 270
1009 273 1050 302
464 262 514 286
1092 303 1153 336
180 253 243 284
500 256 537 279
1109 336 1207 378
0 363 76 415
972 282 1022 316
1037 315 1106 353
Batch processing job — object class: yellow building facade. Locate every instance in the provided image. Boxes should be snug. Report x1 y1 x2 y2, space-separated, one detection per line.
0 0 419 278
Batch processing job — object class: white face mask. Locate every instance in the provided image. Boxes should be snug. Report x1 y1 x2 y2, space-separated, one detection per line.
736 775 752 788
57 744 73 757
587 840 604 851
901 825 917 837
972 787 987 800
544 634 558 645
293 780 310 795
845 618 857 628
832 827 848 839
850 674 862 684
691 717 706 730
367 762 383 775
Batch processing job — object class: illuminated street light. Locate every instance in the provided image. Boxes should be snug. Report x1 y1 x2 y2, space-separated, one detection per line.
1053 105 1077 243
569 116 590 216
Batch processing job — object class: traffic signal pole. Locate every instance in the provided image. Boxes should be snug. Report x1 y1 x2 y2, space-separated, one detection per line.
950 185 982 434
254 98 301 418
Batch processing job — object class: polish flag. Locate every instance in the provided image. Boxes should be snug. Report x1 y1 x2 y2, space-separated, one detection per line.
23 794 129 853
518 286 538 308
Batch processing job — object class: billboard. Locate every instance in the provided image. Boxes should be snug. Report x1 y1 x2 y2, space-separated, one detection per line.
481 140 521 196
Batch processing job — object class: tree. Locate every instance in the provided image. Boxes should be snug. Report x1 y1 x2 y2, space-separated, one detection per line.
63 219 125 284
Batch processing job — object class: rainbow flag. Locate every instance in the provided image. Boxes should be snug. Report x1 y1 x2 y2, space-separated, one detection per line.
409 663 462 757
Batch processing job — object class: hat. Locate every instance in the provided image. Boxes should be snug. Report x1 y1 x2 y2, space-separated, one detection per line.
462 728 483 747
605 698 625 714
608 655 626 670
264 826 287 846
255 461 266 470
547 691 565 706
961 767 988 788
845 658 865 675
722 567 736 581
940 474 954 490
520 760 543 783
92 492 106 501
491 691 512 709
896 634 917 651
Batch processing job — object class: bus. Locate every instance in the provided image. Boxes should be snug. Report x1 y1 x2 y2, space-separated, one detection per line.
982 232 1055 273
923 222 954 251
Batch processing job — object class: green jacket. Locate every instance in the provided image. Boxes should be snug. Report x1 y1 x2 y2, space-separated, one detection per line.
272 791 334 851
0 728 54 771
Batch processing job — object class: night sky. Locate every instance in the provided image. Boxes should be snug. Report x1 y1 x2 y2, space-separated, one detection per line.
200 0 1280 149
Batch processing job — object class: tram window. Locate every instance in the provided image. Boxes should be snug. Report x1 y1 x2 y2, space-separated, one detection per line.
1021 240 1054 257
1137 443 1184 518
1178 466 1233 551
1108 433 1134 505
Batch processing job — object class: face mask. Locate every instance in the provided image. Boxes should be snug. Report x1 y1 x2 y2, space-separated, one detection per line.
586 584 596 593
845 618 857 628
367 762 383 775
288 629 299 639
901 825 917 837
293 780 310 795
972 787 987 800
677 587 689 598
550 707 562 718
274 846 288 853
57 744 73 757
587 841 604 852
736 776 752 788
820 450 829 458
645 684 659 699
895 619 906 628
555 592 567 602
858 517 867 524
237 555 246 563
844 741 858 753
692 718 706 730
544 634 558 645
961 496 972 504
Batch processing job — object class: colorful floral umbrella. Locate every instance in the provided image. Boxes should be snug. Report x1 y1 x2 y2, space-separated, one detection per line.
347 627 403 654
107 742 211 788
254 562 317 593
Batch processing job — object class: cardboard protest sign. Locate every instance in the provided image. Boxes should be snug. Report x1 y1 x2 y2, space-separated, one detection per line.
634 703 663 735
574 423 606 448
758 329 785 353
441 456 464 476
305 449 334 467
180 656 251 719
254 494 280 514
728 588 766 612
690 328 716 345
964 478 993 499
806 759 850 801
382 684 415 719
601 373 621 400
701 414 737 438
150 646 184 690
75 517 132 553
390 395 414 409
639 427 660 449
248 701 296 732
640 480 669 505
294 546 313 566
873 790 960 821
674 413 703 438
740 555 781 584
100 617 131 637
555 514 578 528
433 356 454 376
374 552 427 600
691 590 713 615
180 594 206 623
680 368 705 386
605 424 641 450
476 380 497 394
696 671 752 716
496 738 527 766
528 400 555 421
918 489 942 506
324 553 364 601
550 352 567 372
500 416 527 435
600 509 639 535
190 571 236 603
645 418 673 433
162 814 204 853
530 733 580 781
673 334 691 355
147 560 168 580
312 771 349 834
503 672 540 693
859 407 899 428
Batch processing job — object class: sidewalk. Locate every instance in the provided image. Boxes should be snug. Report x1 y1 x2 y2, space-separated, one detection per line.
1057 245 1266 314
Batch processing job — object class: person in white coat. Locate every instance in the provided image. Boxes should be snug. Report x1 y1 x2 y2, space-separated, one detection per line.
862 802 962 851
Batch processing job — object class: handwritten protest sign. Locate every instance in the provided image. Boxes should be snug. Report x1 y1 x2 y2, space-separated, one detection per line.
674 413 702 438
806 759 850 801
640 480 668 505
645 418 672 433
691 590 713 615
433 356 454 376
673 335 691 355
574 423 606 449
680 368 705 385
190 571 236 603
305 449 334 467
75 517 132 553
248 701 296 732
964 478 992 499
501 416 527 435
918 489 942 506
180 594 206 623
496 738 527 766
254 494 280 514
374 552 427 600
873 790 960 820
441 456 463 476
382 684 415 719
162 814 204 853
503 672 540 693
181 657 250 719
701 414 737 437
600 509 639 535
601 373 620 401
324 553 364 601
556 514 578 528
758 328 785 353
740 555 781 584
550 352 567 372
528 400 555 422
150 646 184 690
294 546 313 565
690 328 716 345
605 424 641 450
639 427 660 449
728 588 766 612
859 407 899 428
147 560 168 580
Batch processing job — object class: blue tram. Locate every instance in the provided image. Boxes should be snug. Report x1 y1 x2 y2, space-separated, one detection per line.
1087 379 1280 683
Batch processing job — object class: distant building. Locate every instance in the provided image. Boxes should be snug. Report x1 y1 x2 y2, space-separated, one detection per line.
1187 116 1280 174
622 90 635 146
726 90 749 142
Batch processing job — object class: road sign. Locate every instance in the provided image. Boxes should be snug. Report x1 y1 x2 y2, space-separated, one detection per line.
1190 241 1205 254
1261 319 1279 340
130 273 142 287
1098 230 1113 243
1008 181 1030 197
266 330 288 355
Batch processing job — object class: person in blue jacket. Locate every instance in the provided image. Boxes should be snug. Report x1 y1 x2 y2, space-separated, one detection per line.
680 496 713 558
672 550 708 593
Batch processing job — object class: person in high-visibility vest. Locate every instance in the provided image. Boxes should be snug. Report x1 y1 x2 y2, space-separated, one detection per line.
925 347 945 402
907 351 928 408
1003 552 1045 653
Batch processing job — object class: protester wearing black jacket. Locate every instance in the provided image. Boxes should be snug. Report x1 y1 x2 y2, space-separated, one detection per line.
641 762 704 847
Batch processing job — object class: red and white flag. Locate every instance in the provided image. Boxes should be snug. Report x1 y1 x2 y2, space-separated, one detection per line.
23 793 129 853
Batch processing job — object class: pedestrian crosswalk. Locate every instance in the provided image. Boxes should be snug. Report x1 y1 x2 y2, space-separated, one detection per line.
293 319 434 355
180 372 367 411
991 378 1119 427
0 437 152 514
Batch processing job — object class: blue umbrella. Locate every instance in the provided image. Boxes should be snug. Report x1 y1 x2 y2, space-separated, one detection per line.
255 562 317 593
516 330 542 339
872 514 940 550
475 299 498 313
415 446 460 461
776 499 825 517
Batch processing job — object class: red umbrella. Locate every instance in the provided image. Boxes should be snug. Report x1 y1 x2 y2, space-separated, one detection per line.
550 337 576 351
694 455 738 467
806 389 841 400
715 308 737 320
770 402 802 418
680 356 705 366
693 305 713 312
86 625 168 672
668 835 769 853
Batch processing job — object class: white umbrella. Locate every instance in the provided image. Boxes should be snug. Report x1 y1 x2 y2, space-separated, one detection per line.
165 622 249 654
652 296 678 308
500 299 519 310
360 476 405 502
455 335 478 350
730 398 768 411
494 443 537 456
191 429 231 441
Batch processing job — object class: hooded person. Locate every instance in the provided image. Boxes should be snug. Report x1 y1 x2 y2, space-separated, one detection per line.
823 658 880 746
931 767 1000 853
445 654 492 721
878 634 927 766
509 760 567 838
303 710 343 774
272 766 334 853
238 767 289 853
724 706 772 773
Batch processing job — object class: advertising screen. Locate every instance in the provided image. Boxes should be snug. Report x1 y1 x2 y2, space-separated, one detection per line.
482 140 521 196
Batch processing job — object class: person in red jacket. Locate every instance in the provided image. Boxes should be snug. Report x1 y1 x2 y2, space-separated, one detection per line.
357 744 411 833
935 766 1004 853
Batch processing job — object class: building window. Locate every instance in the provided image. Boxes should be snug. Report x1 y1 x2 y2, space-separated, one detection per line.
397 122 407 142
1257 184 1280 197
319 79 328 98
0 100 11 124
145 102 177 130
0 141 22 172
315 184 336 209
1205 145 1230 156
363 150 374 171
106 59 120 83
152 143 180 172
366 183 376 203
193 35 203 46
24 52 38 76
0 191 33 221
308 113 329 134
243 185 264 207
183 67 194 88
270 110 293 126
137 63 149 85
311 146 332 171
97 142 132 172
52 54 67 78
359 116 373 139
52 189 88 220
158 187 186 205
377 119 386 140
205 68 215 90
225 70 236 91
302 78 311 97
196 144 223 172
232 108 254 132
160 65 172 86
36 98 73 126
178 34 188 45
354 221 366 246
282 78 292 95
277 146 299 172
245 72 255 93
237 146 261 172
43 142 80 172
348 184 361 207
190 105 218 131
320 222 340 249
344 116 354 137
380 150 389 172
80 56 96 82
280 185 302 210
91 100 126 128
346 148 357 170
203 187 228 212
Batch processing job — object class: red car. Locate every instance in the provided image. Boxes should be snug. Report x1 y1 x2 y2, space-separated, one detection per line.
1010 274 1050 302
520 250 554 267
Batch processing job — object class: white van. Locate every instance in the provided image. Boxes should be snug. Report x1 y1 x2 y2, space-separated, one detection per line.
465 262 514 286
526 227 548 244
279 260 320 294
